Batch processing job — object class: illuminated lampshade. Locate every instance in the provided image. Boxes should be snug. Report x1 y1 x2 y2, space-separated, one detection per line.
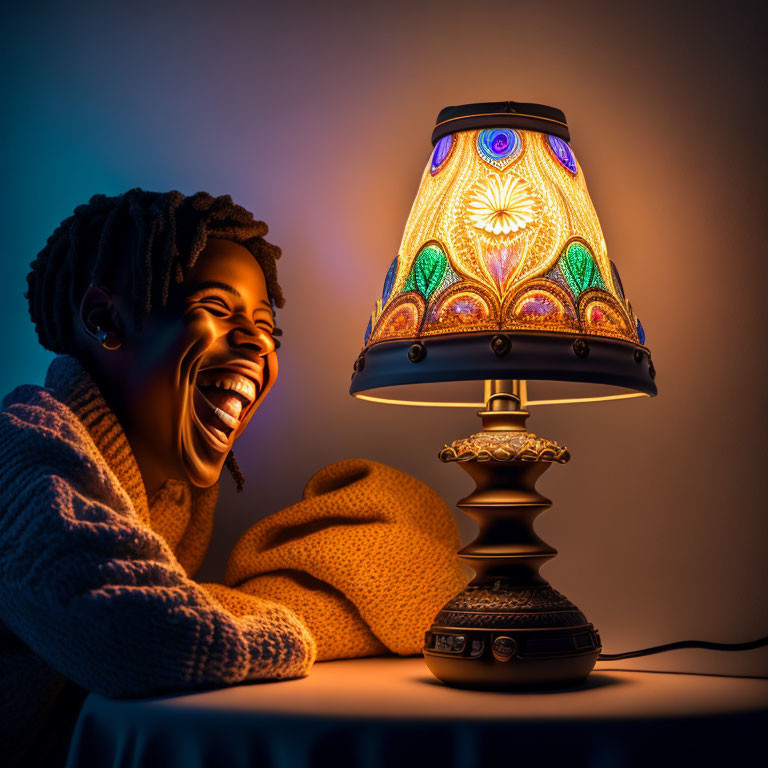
350 101 655 400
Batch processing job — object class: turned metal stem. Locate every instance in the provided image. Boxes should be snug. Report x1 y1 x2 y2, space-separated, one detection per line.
457 460 556 585
457 381 563 585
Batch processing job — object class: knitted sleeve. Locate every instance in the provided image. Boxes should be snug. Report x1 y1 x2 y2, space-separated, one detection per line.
0 388 316 698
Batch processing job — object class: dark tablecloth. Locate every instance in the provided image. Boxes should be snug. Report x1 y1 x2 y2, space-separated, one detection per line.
66 657 768 768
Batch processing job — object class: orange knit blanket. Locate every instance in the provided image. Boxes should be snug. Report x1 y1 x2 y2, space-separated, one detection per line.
207 459 467 660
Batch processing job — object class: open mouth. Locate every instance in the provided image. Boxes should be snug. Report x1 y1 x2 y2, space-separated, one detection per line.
192 365 262 451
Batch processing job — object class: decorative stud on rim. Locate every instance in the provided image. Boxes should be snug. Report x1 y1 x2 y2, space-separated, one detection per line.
408 343 426 363
573 337 590 358
491 334 511 357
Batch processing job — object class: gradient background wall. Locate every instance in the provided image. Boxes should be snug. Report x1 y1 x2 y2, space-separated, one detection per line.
1 0 765 675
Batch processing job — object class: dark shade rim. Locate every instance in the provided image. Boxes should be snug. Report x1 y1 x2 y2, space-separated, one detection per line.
350 331 656 397
432 101 570 145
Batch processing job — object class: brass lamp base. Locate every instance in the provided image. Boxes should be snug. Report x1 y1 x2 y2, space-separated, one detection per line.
423 384 601 690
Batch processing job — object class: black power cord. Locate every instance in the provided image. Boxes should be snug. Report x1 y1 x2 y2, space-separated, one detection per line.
598 634 768 661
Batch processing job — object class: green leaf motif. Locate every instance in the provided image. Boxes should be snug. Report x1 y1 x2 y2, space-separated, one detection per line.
405 244 448 299
558 242 605 297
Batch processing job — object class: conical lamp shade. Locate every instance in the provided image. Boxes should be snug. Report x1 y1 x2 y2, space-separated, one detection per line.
350 102 656 400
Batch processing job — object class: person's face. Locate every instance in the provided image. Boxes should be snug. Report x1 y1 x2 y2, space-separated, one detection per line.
109 238 278 490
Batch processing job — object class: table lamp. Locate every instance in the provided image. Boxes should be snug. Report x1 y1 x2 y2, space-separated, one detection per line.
349 101 656 689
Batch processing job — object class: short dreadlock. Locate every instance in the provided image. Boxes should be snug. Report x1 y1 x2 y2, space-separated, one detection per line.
26 188 284 491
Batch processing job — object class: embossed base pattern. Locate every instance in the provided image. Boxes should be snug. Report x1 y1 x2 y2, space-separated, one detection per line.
423 582 601 690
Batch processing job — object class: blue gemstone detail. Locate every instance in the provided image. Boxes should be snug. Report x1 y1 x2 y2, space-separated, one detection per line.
610 261 625 300
636 318 645 345
364 317 372 345
477 129 521 165
382 256 398 303
548 135 577 174
430 135 453 175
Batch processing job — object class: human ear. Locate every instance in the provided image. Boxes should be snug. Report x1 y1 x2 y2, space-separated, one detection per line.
79 284 124 351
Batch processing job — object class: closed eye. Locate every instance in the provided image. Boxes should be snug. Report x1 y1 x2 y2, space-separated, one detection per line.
197 296 230 315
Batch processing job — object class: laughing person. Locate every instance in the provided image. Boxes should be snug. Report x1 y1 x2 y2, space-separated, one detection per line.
0 190 466 766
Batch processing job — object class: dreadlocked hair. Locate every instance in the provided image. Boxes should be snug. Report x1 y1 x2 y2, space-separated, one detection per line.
26 188 284 491
27 188 284 351
224 452 246 493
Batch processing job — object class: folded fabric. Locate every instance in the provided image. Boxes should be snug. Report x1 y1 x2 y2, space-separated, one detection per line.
217 459 469 660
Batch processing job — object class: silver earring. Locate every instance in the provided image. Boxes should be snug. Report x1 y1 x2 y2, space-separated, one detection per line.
95 326 122 350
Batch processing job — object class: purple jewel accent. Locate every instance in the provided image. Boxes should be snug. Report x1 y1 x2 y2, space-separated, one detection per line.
431 135 453 175
453 299 475 314
492 133 510 153
548 135 577 174
523 296 556 316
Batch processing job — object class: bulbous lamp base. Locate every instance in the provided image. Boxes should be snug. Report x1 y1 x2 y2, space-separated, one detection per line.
422 387 601 690
423 583 600 690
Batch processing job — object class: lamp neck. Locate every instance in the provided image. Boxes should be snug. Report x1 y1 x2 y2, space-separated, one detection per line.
479 391 530 432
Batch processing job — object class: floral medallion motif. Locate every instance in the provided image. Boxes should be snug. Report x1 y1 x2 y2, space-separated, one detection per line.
467 174 537 236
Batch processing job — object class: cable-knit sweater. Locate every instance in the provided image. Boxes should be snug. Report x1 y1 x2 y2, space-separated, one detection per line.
0 355 466 765
0 356 315 765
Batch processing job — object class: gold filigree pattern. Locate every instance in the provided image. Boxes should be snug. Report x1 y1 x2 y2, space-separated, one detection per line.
439 431 570 464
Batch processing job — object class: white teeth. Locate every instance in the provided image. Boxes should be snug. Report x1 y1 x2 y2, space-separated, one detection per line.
228 397 243 419
197 371 257 403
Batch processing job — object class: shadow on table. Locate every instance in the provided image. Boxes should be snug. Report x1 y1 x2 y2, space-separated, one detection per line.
411 670 625 693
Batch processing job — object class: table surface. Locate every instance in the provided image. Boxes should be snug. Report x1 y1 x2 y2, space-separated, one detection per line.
67 657 768 768
95 656 767 720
